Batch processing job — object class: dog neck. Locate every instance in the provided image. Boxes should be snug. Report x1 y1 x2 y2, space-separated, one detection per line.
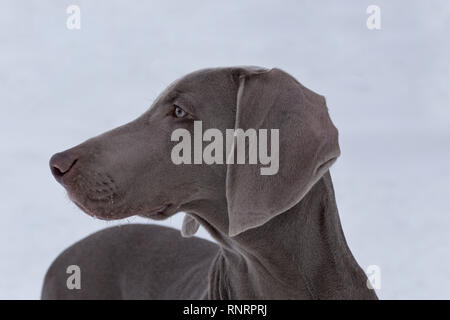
189 172 377 299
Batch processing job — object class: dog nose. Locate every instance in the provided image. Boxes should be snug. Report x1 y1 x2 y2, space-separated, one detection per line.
50 151 78 181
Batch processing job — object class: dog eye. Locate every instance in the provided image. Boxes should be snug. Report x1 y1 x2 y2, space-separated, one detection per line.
173 105 187 118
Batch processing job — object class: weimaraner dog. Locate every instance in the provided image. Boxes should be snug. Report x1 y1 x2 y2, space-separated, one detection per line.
42 67 378 299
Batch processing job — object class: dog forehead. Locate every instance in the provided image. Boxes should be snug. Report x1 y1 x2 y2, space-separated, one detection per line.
163 68 238 110
174 68 235 90
175 66 269 86
148 68 233 108
162 66 271 99
149 66 272 115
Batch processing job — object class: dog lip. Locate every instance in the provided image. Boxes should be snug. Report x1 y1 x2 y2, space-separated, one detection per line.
69 191 172 220
69 194 106 219
147 204 171 215
144 204 172 219
71 197 95 217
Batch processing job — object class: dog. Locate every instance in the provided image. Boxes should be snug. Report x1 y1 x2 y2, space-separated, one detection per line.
42 67 377 299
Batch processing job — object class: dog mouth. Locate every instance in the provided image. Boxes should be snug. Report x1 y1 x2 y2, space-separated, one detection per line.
68 194 115 219
59 169 126 219
70 191 173 221
71 197 101 218
59 169 174 221
139 204 173 220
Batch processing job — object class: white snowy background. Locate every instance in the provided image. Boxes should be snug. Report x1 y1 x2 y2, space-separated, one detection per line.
0 1 449 299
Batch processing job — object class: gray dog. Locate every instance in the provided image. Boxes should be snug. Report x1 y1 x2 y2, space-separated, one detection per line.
42 67 378 300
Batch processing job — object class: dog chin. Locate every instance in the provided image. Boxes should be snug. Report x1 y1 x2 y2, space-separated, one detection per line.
141 212 169 221
68 194 124 220
138 204 174 220
70 192 173 221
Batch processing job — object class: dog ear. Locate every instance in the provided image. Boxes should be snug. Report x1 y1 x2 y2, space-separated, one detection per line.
226 68 340 237
181 214 200 237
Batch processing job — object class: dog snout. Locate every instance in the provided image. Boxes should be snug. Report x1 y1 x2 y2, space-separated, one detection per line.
50 151 78 182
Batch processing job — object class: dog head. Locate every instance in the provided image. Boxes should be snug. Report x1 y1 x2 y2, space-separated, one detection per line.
50 67 339 237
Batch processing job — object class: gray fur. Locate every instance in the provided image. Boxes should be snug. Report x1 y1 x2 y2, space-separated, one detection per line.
43 67 377 299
